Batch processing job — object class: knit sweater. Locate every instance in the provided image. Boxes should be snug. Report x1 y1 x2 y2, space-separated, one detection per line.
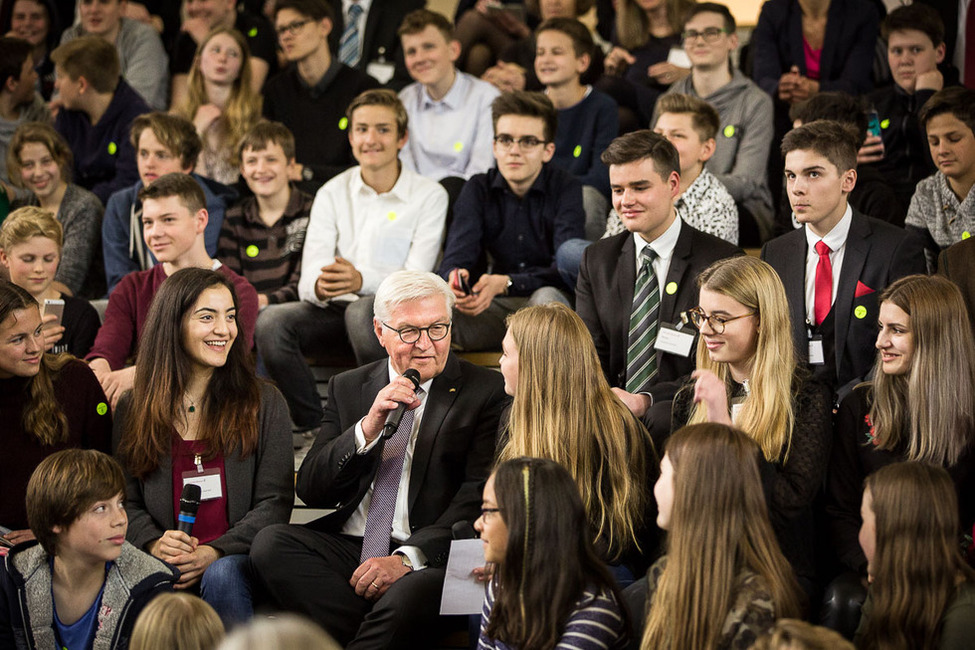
550 88 618 197
85 263 258 370
13 184 106 299
0 360 112 530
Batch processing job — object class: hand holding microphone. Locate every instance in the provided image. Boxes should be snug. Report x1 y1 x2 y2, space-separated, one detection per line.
150 484 201 562
362 369 422 442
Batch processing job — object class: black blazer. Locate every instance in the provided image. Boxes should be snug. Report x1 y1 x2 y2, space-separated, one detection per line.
938 236 975 338
326 0 423 89
576 222 743 403
761 209 927 393
296 354 507 567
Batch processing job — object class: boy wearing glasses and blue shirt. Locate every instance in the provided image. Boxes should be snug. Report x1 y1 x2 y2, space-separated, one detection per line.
438 90 585 352
658 2 774 240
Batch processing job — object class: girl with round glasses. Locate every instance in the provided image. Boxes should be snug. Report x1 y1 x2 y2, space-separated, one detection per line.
672 255 831 603
475 457 627 649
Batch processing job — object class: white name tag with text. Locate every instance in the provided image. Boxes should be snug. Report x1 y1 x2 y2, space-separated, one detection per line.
655 324 696 357
182 469 223 501
808 338 825 365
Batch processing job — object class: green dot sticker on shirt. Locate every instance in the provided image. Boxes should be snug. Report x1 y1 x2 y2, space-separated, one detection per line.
665 281 678 295
723 125 736 138
964 231 972 240
246 245 260 257
453 141 464 152
880 119 890 130
338 117 349 130
107 142 117 155
96 402 108 415
854 306 868 319
572 145 582 158
387 211 397 221
248 27 258 37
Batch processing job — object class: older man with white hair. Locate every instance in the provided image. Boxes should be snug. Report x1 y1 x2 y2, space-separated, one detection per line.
251 270 507 650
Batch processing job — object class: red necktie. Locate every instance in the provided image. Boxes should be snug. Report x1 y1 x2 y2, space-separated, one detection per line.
967 7 975 88
814 240 832 326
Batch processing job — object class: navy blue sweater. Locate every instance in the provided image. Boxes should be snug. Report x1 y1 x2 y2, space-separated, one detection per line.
550 89 618 198
54 79 151 205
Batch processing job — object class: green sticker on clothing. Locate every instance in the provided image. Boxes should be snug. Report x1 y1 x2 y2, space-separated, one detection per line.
96 402 108 415
248 27 258 37
880 119 890 130
107 142 117 155
854 306 867 319
572 145 582 158
964 231 972 240
338 117 348 130
246 245 259 257
453 141 464 152
665 281 678 295
387 212 397 221
723 125 735 138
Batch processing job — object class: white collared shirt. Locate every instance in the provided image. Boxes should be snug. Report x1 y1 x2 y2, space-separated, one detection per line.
803 204 853 325
297 165 448 305
342 361 435 569
632 212 682 302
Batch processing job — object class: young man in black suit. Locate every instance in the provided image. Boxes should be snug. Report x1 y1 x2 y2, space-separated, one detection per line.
761 120 926 399
250 270 507 650
326 0 423 88
576 130 743 422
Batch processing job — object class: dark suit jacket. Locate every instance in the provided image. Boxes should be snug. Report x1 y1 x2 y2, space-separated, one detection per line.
326 0 423 89
576 222 744 403
938 237 975 337
761 209 927 393
296 354 507 567
751 0 879 98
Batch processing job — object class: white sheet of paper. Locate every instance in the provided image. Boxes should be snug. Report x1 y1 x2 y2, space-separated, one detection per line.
439 539 488 616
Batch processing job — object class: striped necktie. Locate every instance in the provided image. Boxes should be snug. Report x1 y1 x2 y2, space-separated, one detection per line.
360 387 423 561
626 246 660 394
339 2 363 67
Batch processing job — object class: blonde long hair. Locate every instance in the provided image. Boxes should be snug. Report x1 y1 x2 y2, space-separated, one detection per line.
497 303 653 560
869 275 975 466
687 256 796 462
176 27 261 171
642 424 802 649
615 0 694 49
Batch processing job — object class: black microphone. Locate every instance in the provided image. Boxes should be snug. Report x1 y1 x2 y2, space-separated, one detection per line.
177 483 202 535
381 368 422 440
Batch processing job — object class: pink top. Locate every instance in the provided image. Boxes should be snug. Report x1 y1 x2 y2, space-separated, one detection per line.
803 38 822 80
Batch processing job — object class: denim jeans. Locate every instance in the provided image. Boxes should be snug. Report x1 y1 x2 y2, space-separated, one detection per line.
200 554 253 628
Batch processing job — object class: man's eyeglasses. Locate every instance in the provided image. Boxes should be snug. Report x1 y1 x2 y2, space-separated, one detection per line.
276 18 312 37
381 322 451 344
493 135 547 151
686 307 755 334
681 27 729 44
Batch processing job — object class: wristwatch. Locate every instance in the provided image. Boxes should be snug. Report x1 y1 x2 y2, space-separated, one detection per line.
503 276 513 295
399 554 414 570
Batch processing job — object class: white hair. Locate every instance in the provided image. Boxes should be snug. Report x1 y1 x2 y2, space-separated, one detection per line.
373 270 455 322
216 615 340 650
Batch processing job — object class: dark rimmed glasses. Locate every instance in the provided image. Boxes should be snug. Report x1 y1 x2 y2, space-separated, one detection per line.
686 307 755 334
381 321 451 344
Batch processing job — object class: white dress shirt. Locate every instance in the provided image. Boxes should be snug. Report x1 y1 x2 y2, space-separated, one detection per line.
341 361 434 568
633 212 682 304
399 70 500 181
803 204 853 326
297 165 448 305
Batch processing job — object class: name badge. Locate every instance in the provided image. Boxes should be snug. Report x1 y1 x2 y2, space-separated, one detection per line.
366 61 395 85
182 469 223 501
808 337 825 365
655 323 696 358
731 398 745 424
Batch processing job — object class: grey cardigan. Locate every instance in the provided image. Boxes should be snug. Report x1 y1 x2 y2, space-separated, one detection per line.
112 382 294 556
